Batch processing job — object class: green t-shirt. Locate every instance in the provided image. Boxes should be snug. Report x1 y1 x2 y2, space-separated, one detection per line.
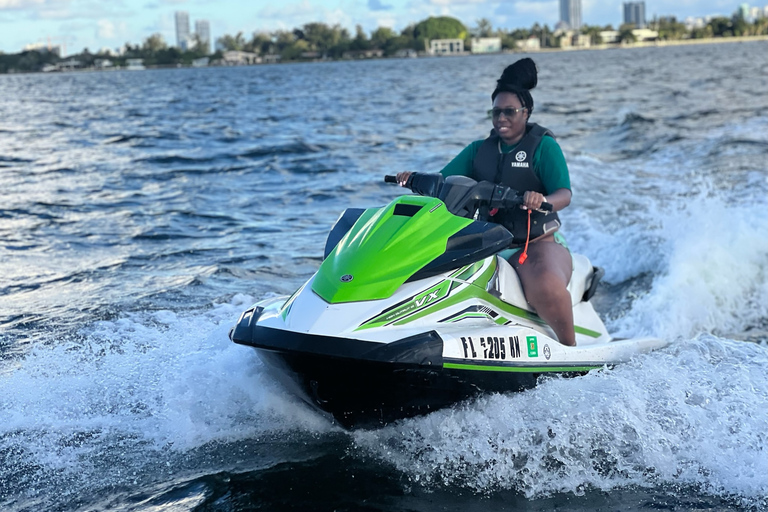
439 135 571 194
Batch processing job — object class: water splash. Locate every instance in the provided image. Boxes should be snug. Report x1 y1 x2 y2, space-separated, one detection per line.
0 295 333 510
353 335 767 507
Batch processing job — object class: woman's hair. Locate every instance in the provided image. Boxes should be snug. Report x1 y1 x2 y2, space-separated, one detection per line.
491 58 538 116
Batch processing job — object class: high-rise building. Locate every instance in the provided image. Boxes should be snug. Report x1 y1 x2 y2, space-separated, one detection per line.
175 11 190 50
559 0 582 30
623 1 646 28
195 20 211 54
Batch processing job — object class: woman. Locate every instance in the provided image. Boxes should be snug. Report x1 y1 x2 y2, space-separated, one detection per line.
396 58 576 346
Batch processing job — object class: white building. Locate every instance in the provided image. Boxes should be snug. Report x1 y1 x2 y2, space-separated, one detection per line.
560 0 582 31
623 1 646 28
195 20 211 54
221 51 261 65
515 37 541 51
126 58 146 70
599 30 620 43
429 39 464 55
470 37 502 53
175 11 191 50
632 28 658 41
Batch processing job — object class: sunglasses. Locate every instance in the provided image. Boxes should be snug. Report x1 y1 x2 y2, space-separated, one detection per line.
488 107 528 119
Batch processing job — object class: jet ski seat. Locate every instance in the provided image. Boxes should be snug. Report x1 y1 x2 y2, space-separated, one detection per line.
494 253 601 312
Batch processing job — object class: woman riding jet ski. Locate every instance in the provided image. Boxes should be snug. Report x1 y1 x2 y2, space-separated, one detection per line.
230 59 666 428
398 57 576 347
229 173 667 429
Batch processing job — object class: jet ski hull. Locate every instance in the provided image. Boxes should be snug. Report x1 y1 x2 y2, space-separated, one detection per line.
231 308 590 429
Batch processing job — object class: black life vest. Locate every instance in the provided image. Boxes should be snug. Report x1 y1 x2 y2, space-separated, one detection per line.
472 123 561 244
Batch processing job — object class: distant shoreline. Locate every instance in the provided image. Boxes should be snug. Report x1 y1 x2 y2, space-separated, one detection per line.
2 35 766 75
579 34 768 51
507 34 768 55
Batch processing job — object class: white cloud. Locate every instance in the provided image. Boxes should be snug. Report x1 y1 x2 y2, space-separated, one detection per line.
513 0 557 17
0 0 41 8
254 1 357 31
97 18 114 38
427 0 486 5
0 0 69 11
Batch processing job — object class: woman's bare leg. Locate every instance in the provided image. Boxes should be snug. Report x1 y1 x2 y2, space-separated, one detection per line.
511 237 576 346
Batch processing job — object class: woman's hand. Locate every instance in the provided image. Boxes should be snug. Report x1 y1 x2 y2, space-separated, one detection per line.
396 171 412 187
521 191 546 210
521 188 571 212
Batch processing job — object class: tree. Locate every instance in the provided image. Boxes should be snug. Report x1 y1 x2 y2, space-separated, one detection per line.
280 38 310 60
272 30 297 53
708 17 732 37
350 25 371 51
299 22 350 56
216 32 246 51
618 24 636 43
499 28 529 50
411 16 468 49
189 33 210 55
656 17 687 40
249 32 272 55
473 18 494 37
731 16 749 36
581 24 604 45
155 47 182 65
370 27 396 49
529 23 554 47
690 25 714 39
142 33 167 53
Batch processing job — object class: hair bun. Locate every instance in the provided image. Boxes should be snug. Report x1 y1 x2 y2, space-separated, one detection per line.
497 58 537 91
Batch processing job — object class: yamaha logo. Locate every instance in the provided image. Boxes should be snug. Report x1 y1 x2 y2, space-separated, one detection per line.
340 274 354 282
515 151 527 162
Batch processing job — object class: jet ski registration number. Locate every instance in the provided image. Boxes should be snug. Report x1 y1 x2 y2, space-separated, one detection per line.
460 336 526 360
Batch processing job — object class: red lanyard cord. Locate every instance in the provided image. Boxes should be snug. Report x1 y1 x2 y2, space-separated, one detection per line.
518 209 532 265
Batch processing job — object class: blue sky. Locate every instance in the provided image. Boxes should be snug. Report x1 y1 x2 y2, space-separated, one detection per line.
0 0 754 55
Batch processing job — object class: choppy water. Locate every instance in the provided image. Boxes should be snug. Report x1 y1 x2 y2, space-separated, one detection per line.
1 42 767 511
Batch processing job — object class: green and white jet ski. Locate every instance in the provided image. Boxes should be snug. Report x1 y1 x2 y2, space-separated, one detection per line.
230 174 667 429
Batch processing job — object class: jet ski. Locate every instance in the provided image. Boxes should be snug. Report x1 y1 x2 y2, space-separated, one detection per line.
230 174 667 429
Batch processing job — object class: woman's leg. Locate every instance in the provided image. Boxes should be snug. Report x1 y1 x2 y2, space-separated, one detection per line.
511 237 576 346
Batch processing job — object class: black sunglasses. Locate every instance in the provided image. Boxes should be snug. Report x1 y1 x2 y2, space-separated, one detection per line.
488 107 528 119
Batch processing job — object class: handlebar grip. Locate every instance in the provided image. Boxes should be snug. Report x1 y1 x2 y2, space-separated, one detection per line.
539 202 554 212
384 175 398 183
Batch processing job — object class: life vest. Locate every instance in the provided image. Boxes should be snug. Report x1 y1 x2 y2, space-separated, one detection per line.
472 123 561 245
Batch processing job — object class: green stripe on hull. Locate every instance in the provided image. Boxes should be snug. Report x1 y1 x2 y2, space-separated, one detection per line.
574 326 603 338
443 362 602 373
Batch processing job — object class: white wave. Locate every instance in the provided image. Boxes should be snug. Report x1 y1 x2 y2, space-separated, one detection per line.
610 192 768 340
353 335 768 504
0 294 333 506
567 145 767 340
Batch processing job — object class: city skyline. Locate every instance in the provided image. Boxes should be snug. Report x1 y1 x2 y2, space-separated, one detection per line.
0 0 763 55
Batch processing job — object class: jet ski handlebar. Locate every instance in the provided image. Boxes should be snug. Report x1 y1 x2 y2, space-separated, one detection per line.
384 174 553 213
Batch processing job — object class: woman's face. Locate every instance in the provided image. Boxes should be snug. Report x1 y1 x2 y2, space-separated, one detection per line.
491 92 528 145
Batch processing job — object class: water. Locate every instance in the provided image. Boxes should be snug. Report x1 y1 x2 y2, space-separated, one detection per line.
1 42 766 511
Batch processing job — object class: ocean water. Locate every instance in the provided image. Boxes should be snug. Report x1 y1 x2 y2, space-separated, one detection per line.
1 41 766 511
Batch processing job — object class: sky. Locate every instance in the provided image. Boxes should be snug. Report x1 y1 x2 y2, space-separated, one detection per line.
0 0 755 55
